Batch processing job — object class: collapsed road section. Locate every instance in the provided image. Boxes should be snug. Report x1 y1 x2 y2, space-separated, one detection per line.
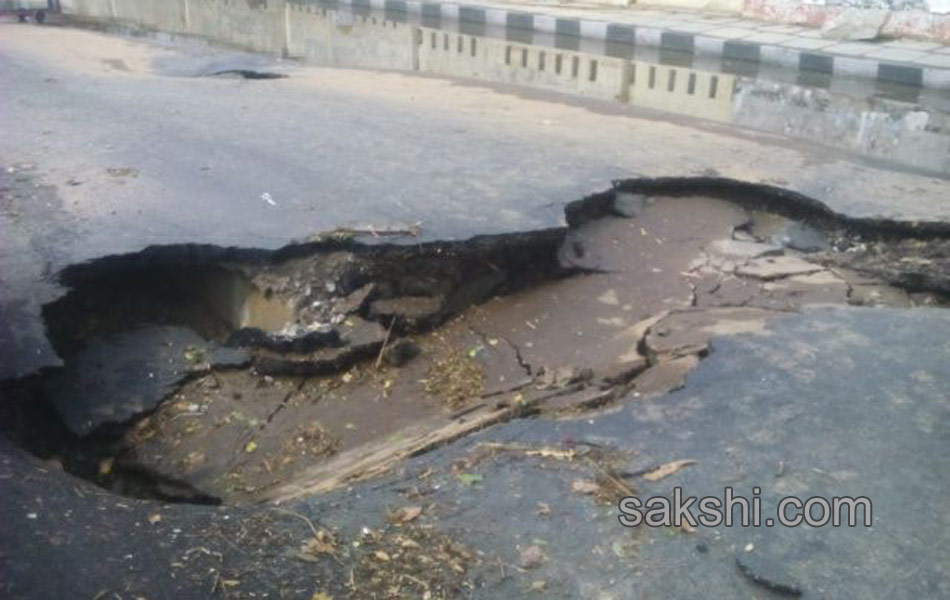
1 181 948 505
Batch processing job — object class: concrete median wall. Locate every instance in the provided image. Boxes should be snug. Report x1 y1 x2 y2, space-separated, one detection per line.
59 0 287 53
419 29 630 102
60 0 114 19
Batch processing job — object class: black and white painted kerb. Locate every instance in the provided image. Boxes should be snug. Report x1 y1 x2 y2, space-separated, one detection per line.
291 0 950 90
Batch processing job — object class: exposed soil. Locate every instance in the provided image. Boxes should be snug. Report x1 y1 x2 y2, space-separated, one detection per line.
1 187 947 507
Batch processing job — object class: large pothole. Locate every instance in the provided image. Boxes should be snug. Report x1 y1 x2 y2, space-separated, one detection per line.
2 184 947 505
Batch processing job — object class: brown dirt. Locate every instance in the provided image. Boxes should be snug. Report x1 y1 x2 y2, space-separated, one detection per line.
70 195 924 503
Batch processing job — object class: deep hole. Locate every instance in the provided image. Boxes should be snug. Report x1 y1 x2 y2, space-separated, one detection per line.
6 180 949 506
209 70 287 80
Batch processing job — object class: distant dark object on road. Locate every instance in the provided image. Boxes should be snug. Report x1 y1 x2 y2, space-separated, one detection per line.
210 69 288 80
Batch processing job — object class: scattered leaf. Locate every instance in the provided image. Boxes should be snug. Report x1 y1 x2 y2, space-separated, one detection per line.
311 593 333 600
525 447 576 460
300 529 338 559
392 505 423 523
571 479 600 495
374 550 391 562
642 459 697 481
98 457 115 476
456 473 484 487
536 502 552 517
395 535 420 549
611 540 628 558
245 441 258 453
529 580 547 592
147 513 162 524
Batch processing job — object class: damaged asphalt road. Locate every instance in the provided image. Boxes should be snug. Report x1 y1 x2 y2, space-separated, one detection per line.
4 185 946 505
3 180 950 599
2 22 950 600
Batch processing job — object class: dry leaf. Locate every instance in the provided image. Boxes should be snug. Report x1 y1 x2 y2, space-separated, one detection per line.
147 513 162 524
374 550 391 562
300 529 338 559
571 479 600 495
525 447 576 461
395 535 420 549
392 505 423 523
311 593 333 600
536 502 552 516
642 459 697 481
98 457 114 476
244 441 258 453
529 580 547 592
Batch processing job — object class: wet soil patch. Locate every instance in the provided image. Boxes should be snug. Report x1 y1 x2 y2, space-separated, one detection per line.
2 183 948 505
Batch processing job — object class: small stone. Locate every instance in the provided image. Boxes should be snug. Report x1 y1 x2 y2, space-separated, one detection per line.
519 545 545 569
598 289 620 306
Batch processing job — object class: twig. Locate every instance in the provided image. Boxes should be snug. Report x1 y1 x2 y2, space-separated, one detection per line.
271 508 319 538
585 456 635 496
401 573 430 590
374 317 397 371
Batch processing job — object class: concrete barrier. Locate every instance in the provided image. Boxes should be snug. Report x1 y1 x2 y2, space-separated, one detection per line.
285 5 418 70
112 0 187 32
187 0 286 54
419 27 630 101
60 0 287 53
628 61 735 122
59 0 114 19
